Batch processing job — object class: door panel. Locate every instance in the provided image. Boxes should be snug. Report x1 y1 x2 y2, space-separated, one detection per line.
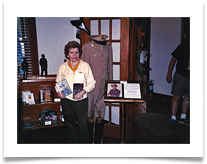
90 20 98 35
112 43 120 62
112 19 121 40
135 18 151 110
101 20 109 37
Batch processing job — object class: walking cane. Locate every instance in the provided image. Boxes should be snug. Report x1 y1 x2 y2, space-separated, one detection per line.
88 111 94 143
94 110 104 143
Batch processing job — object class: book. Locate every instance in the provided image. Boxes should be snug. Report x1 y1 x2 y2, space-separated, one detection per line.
21 91 31 103
27 93 35 105
55 79 72 97
23 122 34 129
39 87 54 103
38 111 57 126
38 111 48 126
48 111 57 124
73 83 84 98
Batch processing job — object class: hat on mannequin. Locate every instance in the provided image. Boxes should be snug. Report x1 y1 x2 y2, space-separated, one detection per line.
89 34 108 42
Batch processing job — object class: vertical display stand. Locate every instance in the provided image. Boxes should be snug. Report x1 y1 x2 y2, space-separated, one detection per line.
104 80 144 143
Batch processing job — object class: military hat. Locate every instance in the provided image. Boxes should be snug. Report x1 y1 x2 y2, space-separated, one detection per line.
89 34 108 42
111 84 117 87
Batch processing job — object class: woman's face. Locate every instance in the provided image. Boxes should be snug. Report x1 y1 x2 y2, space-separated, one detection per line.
68 48 80 62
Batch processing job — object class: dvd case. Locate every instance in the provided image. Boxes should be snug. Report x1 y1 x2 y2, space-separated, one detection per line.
55 79 72 97
73 83 84 98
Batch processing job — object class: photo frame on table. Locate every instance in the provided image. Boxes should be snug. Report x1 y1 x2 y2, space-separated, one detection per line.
106 81 123 98
104 80 143 101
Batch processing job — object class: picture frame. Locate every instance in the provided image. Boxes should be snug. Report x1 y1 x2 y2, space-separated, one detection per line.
26 93 35 105
104 80 143 102
39 87 54 103
106 81 123 98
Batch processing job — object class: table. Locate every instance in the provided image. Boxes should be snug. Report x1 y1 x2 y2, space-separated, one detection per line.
104 98 144 143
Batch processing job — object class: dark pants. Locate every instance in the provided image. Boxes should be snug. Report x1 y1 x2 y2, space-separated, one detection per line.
61 98 90 143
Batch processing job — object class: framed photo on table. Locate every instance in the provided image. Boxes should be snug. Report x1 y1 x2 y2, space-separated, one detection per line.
106 82 123 98
104 80 143 102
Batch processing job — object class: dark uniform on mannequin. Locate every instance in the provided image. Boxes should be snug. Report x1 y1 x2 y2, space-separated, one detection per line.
82 34 113 143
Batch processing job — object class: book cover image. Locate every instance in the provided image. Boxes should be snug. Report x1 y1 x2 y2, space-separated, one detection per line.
73 83 84 98
38 112 48 126
56 79 72 97
48 111 57 124
39 87 54 103
38 111 58 125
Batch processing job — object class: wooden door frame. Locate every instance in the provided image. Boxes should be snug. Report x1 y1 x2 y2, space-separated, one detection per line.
120 17 130 80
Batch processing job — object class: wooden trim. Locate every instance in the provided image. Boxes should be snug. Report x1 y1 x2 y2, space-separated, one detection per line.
109 18 112 44
28 18 39 75
98 19 101 34
86 17 121 20
110 40 121 42
120 17 130 80
80 18 90 45
152 92 173 104
128 18 137 81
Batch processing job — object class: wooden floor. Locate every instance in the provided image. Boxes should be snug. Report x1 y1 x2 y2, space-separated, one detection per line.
19 99 190 144
103 100 190 144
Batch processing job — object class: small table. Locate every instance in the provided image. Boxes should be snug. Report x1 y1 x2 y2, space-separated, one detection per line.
104 99 144 143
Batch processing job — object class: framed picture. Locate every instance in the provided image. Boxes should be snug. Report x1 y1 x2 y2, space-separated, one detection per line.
106 81 123 98
123 81 142 99
104 80 143 102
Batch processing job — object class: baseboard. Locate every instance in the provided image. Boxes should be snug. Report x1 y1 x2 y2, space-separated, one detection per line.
152 92 173 104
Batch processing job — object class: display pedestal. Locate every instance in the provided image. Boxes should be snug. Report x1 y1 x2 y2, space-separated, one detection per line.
104 80 144 143
104 99 144 143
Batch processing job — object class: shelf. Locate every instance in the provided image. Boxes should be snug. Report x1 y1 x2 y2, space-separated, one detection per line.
22 100 61 107
20 75 56 83
23 119 65 131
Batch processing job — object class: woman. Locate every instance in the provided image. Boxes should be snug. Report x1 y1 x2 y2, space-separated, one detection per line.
56 41 96 143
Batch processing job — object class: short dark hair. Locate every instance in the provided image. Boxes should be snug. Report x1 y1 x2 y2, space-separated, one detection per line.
64 41 82 59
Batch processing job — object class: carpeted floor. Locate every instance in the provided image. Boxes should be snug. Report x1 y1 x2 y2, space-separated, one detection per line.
135 112 190 137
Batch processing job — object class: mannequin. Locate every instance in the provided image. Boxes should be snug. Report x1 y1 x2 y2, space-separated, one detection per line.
82 34 113 143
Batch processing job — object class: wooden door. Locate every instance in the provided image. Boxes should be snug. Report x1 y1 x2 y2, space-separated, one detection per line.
79 17 131 140
133 18 151 111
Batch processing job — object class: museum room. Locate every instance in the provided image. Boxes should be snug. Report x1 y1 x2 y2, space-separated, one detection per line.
15 17 192 145
3 0 205 159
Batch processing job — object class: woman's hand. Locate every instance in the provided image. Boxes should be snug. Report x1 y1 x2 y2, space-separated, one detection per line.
55 86 66 99
58 92 66 99
74 90 85 100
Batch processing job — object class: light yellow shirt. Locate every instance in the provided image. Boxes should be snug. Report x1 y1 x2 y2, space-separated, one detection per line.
56 59 96 101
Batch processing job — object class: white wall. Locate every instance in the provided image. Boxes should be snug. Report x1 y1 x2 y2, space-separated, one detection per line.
36 17 181 96
36 17 79 75
150 17 181 95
